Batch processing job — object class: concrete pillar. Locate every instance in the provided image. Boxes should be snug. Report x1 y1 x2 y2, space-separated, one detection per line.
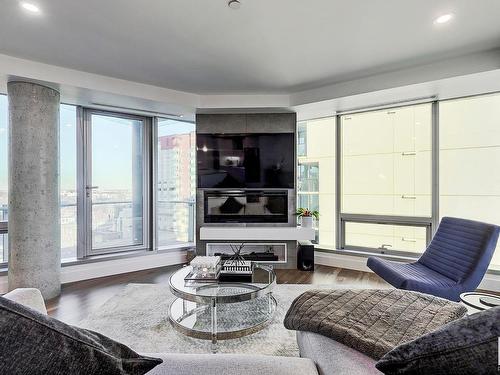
7 81 61 300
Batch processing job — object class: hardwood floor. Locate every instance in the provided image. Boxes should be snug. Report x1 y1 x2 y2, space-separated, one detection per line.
46 264 389 324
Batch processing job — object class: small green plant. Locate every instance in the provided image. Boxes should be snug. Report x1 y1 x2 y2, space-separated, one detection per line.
295 207 319 220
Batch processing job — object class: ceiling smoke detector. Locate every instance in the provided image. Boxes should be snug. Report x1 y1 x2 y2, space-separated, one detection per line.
228 0 241 10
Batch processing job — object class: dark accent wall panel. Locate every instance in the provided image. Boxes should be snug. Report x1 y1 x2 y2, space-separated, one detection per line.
195 112 297 268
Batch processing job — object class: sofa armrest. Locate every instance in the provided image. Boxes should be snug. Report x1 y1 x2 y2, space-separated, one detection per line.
3 288 47 315
296 331 380 375
143 353 319 375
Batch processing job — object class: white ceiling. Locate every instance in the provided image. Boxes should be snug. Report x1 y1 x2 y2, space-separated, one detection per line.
1 0 500 95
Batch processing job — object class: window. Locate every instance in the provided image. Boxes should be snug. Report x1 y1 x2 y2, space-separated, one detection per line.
298 163 319 192
297 122 307 157
60 104 77 260
344 222 427 254
156 118 195 248
0 95 7 263
440 93 500 270
342 104 432 216
87 112 149 254
340 103 433 253
297 117 336 248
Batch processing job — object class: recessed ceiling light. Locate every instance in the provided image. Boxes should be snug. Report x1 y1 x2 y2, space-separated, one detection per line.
434 13 454 24
228 0 241 10
20 2 41 13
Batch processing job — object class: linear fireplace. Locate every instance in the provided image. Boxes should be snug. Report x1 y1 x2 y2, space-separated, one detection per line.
204 190 288 223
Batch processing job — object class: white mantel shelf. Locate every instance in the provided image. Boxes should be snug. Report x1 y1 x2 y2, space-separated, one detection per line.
199 226 316 241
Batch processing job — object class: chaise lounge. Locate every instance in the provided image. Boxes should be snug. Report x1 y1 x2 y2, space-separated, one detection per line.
367 217 500 301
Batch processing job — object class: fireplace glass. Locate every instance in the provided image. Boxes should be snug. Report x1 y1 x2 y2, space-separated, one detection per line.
204 190 288 223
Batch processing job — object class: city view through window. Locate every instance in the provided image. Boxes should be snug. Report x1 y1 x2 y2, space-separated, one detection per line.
2 100 197 262
157 119 196 247
89 113 146 253
60 104 77 260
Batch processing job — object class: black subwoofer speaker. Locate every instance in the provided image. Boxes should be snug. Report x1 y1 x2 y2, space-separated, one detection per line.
297 240 314 271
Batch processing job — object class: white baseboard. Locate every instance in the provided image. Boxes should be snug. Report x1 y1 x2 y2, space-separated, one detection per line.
315 251 500 292
316 251 371 273
0 250 187 294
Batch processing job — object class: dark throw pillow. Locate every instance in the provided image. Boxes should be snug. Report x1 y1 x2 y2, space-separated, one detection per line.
0 296 162 375
376 306 500 375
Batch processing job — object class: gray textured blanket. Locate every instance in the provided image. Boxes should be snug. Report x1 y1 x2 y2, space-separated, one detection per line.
284 289 467 359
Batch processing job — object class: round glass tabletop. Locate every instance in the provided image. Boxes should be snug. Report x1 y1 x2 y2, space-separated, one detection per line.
169 264 276 304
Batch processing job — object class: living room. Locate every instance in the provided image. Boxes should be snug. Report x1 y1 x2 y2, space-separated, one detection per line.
0 1 499 374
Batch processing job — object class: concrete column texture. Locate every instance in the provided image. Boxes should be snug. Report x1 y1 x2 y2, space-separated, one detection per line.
7 81 61 299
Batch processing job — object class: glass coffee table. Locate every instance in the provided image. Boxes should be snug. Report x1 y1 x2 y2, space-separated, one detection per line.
168 264 277 352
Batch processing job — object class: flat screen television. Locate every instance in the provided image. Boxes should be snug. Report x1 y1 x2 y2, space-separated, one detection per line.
197 133 294 188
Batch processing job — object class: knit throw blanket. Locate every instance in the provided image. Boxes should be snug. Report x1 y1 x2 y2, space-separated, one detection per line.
284 289 467 359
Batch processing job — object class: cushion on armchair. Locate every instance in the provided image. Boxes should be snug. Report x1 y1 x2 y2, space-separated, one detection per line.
0 296 162 375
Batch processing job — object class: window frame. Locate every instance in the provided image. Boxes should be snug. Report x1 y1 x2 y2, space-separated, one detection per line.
339 213 432 256
154 117 197 251
79 108 153 257
334 101 439 256
297 161 319 193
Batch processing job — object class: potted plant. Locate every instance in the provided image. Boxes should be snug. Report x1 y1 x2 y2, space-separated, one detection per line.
295 207 319 228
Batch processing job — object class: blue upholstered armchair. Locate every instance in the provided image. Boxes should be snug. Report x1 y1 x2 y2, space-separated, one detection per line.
367 217 500 301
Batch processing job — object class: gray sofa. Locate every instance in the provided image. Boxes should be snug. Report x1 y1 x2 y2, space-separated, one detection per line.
297 331 381 375
4 288 380 375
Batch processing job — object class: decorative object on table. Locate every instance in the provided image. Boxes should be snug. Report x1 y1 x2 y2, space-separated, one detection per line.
184 256 221 283
215 251 279 262
297 240 314 271
219 243 253 282
367 217 500 301
460 292 500 311
295 208 319 228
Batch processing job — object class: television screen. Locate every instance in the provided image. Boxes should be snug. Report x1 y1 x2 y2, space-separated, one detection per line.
197 133 294 188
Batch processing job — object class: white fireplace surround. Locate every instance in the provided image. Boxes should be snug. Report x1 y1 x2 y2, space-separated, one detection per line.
199 226 315 241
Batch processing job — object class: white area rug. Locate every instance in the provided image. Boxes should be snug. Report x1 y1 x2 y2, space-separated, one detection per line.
79 283 379 356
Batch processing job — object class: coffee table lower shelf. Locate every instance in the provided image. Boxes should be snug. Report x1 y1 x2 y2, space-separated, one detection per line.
168 294 277 352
